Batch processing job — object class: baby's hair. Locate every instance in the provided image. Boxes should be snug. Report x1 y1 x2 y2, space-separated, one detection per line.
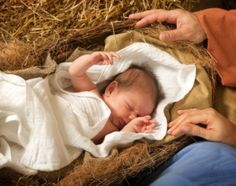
98 65 163 108
114 65 161 106
115 65 154 86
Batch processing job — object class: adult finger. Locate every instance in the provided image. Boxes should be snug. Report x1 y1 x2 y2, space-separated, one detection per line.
169 110 208 128
134 14 161 27
133 9 179 27
177 108 199 115
168 108 199 128
170 123 208 140
168 110 209 136
159 28 188 42
129 9 158 19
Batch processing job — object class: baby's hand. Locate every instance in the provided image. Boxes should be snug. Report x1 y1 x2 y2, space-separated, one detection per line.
90 51 119 65
122 115 156 133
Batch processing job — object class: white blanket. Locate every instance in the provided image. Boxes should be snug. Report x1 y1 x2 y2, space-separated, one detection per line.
0 42 196 174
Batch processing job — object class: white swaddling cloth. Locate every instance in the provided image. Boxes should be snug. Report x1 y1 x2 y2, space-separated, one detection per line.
0 42 196 174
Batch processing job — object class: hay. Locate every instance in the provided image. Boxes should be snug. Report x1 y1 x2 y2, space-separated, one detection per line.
0 0 197 71
58 136 194 186
1 0 195 43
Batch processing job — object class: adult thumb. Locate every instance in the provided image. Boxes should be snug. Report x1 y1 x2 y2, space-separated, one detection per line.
159 30 183 42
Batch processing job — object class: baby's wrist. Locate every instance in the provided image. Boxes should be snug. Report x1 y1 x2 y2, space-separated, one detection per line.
121 124 135 133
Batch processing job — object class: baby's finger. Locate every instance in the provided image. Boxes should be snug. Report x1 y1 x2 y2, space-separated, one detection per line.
136 116 151 123
143 115 152 120
99 53 113 65
105 53 116 64
148 123 156 129
104 52 113 62
104 59 112 65
109 52 119 59
91 52 103 63
100 52 110 60
149 119 155 124
144 124 156 133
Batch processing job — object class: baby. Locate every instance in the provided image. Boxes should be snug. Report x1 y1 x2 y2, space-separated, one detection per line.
69 51 160 144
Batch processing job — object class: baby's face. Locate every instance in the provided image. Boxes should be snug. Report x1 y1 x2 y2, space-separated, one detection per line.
104 86 155 130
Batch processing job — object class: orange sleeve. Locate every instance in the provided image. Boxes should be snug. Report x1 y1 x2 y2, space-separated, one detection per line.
195 8 236 87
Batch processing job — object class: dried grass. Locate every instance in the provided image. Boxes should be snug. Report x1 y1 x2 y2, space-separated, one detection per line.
0 0 197 70
58 136 194 186
0 0 195 44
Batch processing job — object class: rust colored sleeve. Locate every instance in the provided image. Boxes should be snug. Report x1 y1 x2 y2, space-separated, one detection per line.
195 8 236 87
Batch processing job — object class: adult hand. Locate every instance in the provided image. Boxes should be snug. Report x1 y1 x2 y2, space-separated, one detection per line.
167 108 236 147
129 9 207 43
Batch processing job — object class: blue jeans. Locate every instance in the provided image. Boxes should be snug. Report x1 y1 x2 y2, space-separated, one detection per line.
148 141 236 186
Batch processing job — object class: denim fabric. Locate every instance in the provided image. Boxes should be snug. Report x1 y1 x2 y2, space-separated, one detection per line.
149 142 236 186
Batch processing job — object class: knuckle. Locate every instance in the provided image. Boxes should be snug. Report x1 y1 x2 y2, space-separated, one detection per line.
181 124 191 133
181 112 191 119
161 32 172 41
175 9 182 13
205 108 217 117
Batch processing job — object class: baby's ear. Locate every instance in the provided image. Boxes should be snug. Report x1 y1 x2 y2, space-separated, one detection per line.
104 81 118 96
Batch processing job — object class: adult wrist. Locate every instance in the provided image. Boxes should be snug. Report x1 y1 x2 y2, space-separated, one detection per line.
193 12 207 42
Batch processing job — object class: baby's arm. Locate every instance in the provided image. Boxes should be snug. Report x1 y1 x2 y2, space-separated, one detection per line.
121 116 156 133
92 119 119 144
69 51 118 93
